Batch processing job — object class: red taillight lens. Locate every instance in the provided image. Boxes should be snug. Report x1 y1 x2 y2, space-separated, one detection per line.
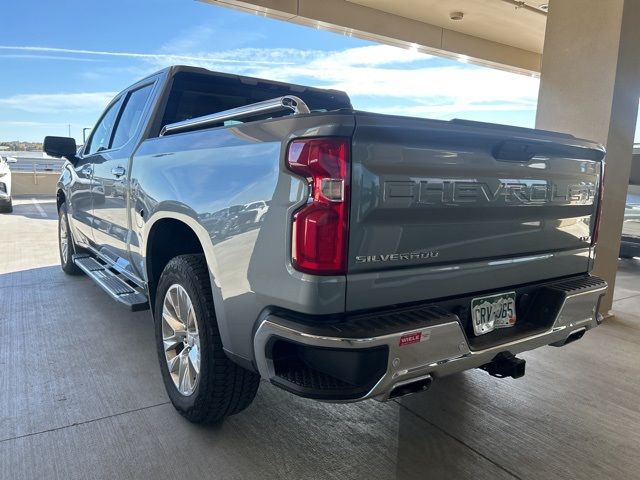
592 161 605 246
287 137 350 275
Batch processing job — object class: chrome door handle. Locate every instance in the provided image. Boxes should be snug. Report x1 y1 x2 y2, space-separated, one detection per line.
80 164 93 176
111 166 126 178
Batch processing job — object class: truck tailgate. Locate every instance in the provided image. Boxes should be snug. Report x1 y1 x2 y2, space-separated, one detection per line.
346 113 604 310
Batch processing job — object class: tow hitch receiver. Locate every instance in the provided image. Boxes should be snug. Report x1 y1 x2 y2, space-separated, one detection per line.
480 352 526 379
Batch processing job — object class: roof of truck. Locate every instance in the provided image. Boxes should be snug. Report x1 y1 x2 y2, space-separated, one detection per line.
139 65 349 97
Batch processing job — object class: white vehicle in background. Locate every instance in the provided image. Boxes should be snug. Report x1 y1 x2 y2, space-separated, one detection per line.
0 156 16 213
620 184 640 258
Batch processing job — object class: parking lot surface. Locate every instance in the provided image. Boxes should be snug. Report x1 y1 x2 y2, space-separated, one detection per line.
1 196 639 480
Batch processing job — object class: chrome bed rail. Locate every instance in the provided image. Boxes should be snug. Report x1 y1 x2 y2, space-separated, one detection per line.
159 95 310 136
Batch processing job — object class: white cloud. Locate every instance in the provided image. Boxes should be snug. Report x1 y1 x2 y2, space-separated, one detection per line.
0 42 538 133
0 120 64 126
113 38 536 114
0 45 292 65
307 44 432 66
159 25 220 54
0 92 116 113
311 64 537 106
372 102 537 117
242 47 538 115
0 54 101 62
138 44 433 72
159 24 266 53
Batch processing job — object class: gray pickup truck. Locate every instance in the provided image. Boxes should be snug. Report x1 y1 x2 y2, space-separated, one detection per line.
45 65 607 424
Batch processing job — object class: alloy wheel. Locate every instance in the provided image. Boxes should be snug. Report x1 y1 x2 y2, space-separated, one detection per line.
161 284 201 396
59 214 69 264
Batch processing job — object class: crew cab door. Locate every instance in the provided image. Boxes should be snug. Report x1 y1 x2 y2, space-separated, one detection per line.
70 96 124 245
91 82 155 280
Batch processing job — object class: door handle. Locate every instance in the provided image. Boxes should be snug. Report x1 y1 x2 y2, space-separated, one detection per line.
111 166 126 178
80 164 93 176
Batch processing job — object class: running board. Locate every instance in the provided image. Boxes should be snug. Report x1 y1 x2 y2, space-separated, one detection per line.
73 254 150 311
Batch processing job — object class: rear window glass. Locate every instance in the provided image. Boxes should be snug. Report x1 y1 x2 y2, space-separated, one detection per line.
159 71 352 133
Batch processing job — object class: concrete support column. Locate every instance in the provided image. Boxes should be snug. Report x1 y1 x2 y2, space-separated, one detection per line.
536 0 640 314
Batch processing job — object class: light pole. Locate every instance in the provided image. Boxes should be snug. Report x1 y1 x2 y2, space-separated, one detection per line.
82 128 91 145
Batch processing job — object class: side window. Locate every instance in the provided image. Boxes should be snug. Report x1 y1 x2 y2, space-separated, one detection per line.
86 98 123 155
111 84 153 150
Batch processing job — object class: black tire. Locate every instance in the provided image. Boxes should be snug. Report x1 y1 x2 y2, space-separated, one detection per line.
0 198 11 213
154 254 260 424
58 203 83 275
619 243 640 259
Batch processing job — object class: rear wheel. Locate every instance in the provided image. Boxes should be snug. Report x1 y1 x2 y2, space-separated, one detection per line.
58 203 82 275
154 254 260 424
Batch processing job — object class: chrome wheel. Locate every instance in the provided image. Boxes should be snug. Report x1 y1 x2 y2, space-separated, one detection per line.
162 284 200 396
59 213 69 264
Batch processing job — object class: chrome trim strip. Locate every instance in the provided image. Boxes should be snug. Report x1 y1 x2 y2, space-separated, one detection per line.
159 95 311 136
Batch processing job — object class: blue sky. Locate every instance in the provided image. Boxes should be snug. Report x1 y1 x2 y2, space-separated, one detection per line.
1 0 550 143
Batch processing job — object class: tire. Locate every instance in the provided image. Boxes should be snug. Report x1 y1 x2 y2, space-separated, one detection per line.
0 198 11 213
154 254 260 424
619 245 639 259
58 203 83 275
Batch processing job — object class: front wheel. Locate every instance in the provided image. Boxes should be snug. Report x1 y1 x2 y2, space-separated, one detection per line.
0 198 12 213
58 203 82 275
154 254 260 424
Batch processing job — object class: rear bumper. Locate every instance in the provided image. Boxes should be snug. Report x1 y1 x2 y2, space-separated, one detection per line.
253 275 607 402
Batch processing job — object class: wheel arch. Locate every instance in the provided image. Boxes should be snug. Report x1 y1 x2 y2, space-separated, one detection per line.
56 188 66 211
143 213 222 320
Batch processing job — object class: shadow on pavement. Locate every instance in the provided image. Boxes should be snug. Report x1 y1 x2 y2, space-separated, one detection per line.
3 198 57 221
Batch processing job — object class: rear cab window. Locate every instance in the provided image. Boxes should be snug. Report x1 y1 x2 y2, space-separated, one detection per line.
154 71 352 136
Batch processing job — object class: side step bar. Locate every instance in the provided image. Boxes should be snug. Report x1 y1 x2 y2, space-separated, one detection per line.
73 254 149 311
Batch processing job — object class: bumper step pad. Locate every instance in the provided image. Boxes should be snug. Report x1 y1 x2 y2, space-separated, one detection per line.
73 254 149 311
543 275 608 295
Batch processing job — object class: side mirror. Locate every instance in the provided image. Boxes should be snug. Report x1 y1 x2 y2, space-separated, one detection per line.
6 157 17 164
43 136 77 159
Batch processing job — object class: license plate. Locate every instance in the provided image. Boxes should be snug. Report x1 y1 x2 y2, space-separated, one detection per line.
471 292 517 336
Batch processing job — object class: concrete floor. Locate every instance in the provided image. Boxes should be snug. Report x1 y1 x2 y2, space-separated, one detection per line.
1 196 639 480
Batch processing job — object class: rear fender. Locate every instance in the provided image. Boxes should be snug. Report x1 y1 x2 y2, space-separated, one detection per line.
142 210 228 348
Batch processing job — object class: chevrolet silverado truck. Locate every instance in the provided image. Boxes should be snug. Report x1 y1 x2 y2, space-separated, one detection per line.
44 65 608 424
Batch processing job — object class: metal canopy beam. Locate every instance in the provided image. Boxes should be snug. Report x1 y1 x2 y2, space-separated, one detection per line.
200 0 544 75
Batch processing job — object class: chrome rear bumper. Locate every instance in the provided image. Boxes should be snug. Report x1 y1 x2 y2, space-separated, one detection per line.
253 275 607 402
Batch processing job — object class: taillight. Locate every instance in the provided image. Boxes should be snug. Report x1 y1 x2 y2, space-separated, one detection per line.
286 137 350 275
592 161 605 246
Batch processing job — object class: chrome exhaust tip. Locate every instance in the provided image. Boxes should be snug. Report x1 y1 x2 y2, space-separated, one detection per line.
388 375 433 399
551 327 587 347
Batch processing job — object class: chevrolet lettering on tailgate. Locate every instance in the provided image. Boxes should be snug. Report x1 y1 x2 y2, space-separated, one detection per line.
383 179 596 206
